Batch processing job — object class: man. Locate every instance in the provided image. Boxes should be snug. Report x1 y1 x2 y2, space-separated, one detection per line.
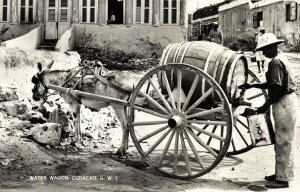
240 33 297 188
109 11 116 24
208 22 223 45
255 27 266 73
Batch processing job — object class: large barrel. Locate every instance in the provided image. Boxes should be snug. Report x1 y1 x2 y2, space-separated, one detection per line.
159 41 248 106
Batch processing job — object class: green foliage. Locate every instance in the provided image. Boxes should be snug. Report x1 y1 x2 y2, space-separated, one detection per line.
278 33 300 52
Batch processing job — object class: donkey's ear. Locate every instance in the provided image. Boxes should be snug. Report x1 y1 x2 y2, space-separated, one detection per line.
46 60 54 69
37 62 43 72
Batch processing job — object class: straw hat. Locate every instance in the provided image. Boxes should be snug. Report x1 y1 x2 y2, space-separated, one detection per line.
255 33 284 51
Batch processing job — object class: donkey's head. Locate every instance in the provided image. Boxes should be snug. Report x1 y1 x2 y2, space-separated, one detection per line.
31 61 54 101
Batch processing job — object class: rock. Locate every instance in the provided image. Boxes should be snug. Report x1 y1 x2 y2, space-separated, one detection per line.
84 127 99 140
37 105 50 119
48 107 72 135
9 120 31 130
1 159 11 166
0 87 18 102
28 111 47 124
42 160 52 165
31 123 62 146
1 101 29 119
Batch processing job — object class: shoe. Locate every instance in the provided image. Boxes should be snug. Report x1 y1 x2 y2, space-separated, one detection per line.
265 180 289 188
258 70 261 73
264 174 276 181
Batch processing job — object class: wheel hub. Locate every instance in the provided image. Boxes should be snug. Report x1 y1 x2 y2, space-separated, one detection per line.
168 111 187 132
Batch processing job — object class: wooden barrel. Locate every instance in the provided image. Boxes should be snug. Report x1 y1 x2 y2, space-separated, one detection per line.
159 41 248 106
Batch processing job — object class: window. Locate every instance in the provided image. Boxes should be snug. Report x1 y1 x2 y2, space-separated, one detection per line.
48 0 56 21
286 2 297 21
253 11 263 28
134 0 152 24
0 0 9 22
20 0 35 23
81 0 97 23
60 0 68 21
162 0 180 25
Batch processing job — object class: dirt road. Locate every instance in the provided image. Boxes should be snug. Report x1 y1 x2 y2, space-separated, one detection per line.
1 53 300 192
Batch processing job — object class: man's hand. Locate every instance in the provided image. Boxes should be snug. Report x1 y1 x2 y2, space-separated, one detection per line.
241 108 257 117
238 83 252 90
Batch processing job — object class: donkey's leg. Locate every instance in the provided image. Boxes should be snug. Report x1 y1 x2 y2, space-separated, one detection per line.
72 103 81 142
63 95 82 143
112 104 129 156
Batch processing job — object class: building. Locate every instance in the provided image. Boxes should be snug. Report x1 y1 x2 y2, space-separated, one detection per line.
191 0 300 50
191 2 227 41
219 0 300 49
0 0 187 56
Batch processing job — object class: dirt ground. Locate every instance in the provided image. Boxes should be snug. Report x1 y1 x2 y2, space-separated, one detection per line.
0 52 300 192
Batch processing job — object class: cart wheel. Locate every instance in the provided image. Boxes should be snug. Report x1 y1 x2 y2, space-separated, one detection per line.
128 63 233 179
225 70 270 155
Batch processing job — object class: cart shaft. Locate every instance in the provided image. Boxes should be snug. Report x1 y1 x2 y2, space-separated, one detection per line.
48 84 129 107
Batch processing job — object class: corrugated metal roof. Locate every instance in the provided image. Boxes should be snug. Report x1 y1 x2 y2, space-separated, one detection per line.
192 1 228 20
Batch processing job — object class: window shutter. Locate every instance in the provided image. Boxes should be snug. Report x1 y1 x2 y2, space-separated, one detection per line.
290 2 297 21
253 12 258 28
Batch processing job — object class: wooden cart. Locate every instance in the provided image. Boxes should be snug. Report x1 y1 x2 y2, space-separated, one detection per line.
48 41 274 179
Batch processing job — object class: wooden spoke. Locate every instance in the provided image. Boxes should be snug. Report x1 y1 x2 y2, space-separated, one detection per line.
139 91 169 115
234 125 249 147
162 71 176 109
180 133 192 176
196 124 209 136
182 74 200 111
187 129 218 158
145 129 172 156
249 77 256 84
138 125 170 143
157 131 176 167
134 105 169 119
220 126 224 150
173 132 179 175
149 78 173 113
177 69 182 111
132 120 168 126
246 92 265 101
188 120 227 126
183 131 205 169
187 107 224 119
170 69 174 90
185 88 214 115
231 139 237 152
189 124 225 142
207 125 217 145
237 118 249 131
145 81 151 94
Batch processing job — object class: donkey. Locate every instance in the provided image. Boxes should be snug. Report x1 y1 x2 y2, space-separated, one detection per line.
31 61 142 155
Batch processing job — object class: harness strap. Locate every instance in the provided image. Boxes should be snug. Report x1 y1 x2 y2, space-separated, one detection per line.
91 68 132 95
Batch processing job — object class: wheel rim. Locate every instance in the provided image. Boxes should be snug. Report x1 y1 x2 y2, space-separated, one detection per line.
217 70 270 155
128 63 233 179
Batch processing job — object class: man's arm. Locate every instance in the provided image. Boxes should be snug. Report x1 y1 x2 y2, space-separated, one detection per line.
256 84 285 113
239 82 268 90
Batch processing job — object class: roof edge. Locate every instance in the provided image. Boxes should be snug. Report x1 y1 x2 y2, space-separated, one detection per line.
219 0 251 11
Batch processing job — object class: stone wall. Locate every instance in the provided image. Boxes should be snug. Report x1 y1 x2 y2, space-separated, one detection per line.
74 24 186 57
1 26 43 50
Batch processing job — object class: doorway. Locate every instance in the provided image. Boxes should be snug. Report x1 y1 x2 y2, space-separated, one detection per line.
45 0 71 39
108 0 123 24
